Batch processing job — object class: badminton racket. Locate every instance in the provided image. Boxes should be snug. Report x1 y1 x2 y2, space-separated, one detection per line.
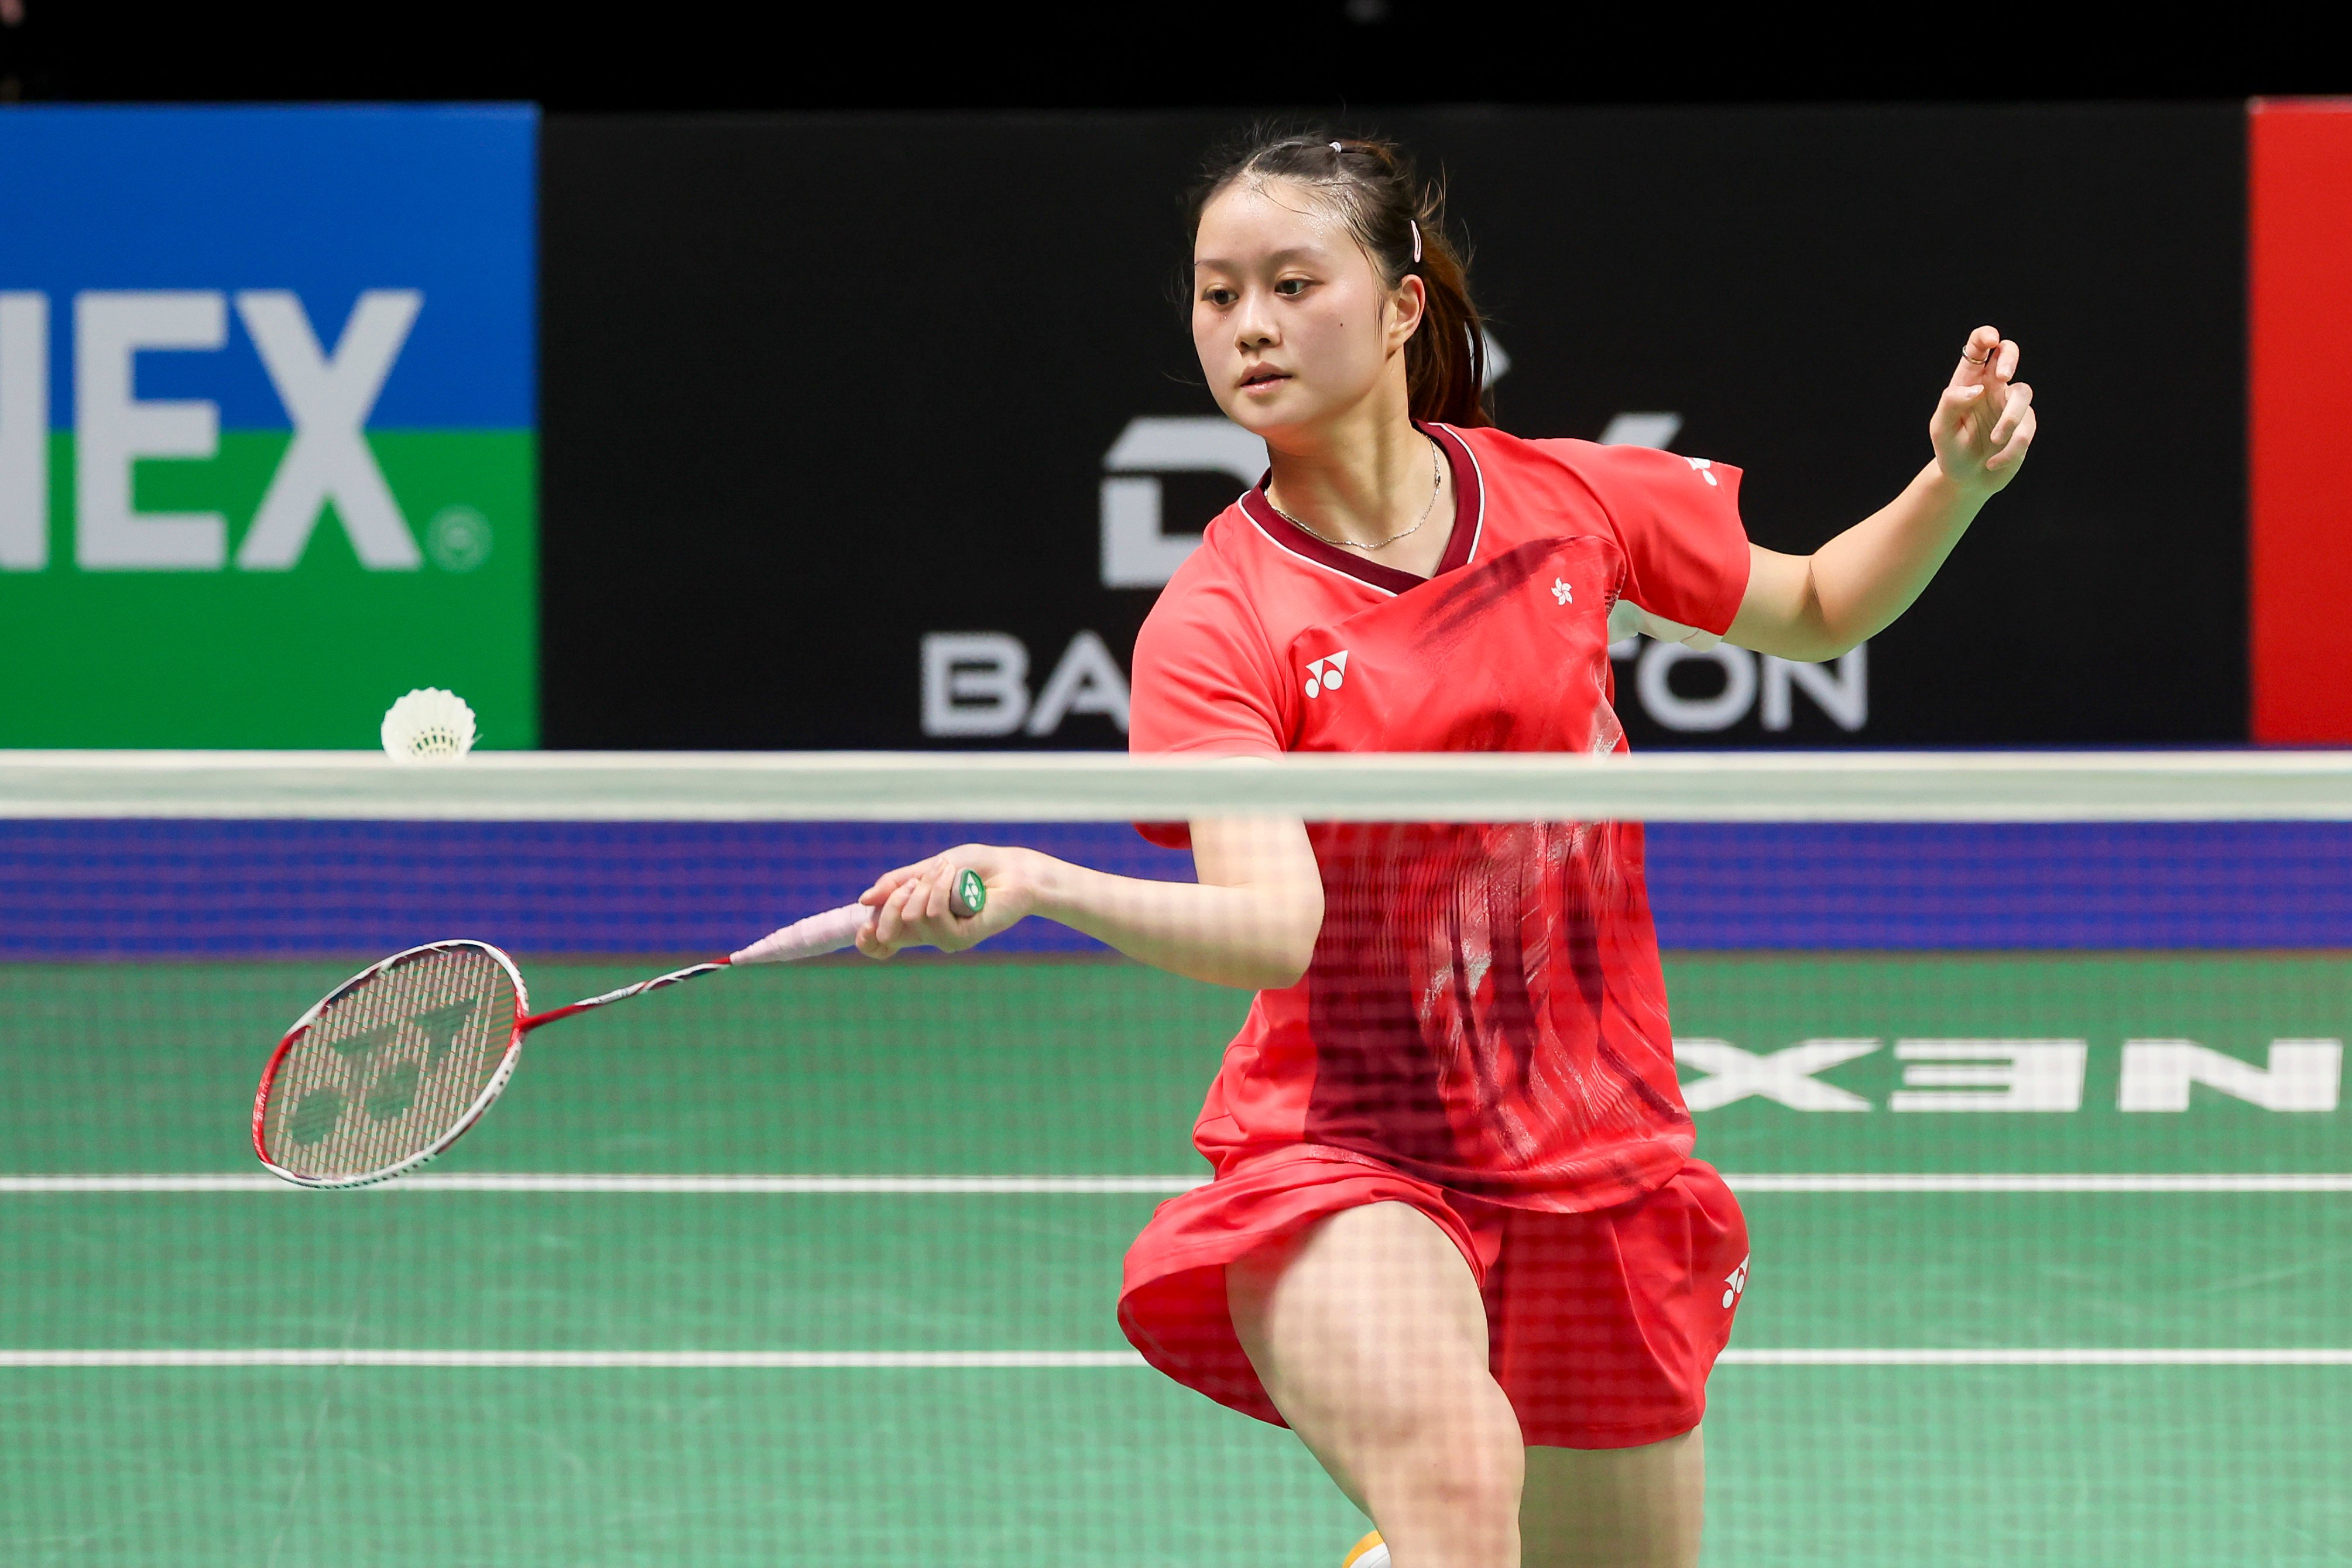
251 869 988 1189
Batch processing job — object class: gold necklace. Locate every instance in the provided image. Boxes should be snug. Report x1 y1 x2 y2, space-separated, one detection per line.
1270 437 1443 553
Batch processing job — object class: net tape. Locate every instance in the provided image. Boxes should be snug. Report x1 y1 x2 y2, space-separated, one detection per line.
6 749 2352 822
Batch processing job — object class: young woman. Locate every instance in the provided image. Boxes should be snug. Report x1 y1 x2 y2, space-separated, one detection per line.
856 132 2034 1568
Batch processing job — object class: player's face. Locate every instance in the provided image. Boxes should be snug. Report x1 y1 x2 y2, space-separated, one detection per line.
1192 181 1413 441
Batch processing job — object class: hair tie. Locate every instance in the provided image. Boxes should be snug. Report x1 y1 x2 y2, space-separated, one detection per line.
1329 140 1343 154
1410 218 1422 264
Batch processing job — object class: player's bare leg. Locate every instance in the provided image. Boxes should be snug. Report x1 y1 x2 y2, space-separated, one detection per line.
1227 1202 1524 1568
1517 1429 1705 1568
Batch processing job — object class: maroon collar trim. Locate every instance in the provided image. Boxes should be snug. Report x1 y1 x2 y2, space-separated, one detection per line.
1239 421 1487 596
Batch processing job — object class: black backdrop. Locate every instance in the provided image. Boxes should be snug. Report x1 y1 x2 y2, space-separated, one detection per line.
541 106 2245 750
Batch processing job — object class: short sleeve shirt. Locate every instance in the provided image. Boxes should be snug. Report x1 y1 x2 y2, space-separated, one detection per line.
1129 422 1751 1212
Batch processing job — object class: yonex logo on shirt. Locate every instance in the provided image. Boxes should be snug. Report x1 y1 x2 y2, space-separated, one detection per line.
1303 650 1349 699
1685 457 1720 488
1722 1255 1751 1310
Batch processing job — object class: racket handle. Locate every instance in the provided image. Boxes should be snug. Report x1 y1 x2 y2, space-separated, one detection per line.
729 869 987 966
730 904 868 965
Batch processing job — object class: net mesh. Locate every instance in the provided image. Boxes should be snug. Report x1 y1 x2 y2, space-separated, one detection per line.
4 755 2348 1566
257 944 522 1184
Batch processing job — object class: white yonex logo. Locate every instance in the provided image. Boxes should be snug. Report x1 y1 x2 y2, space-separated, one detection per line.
1303 650 1349 699
1722 1255 1750 1310
1675 1039 1879 1112
1552 578 1573 605
0 289 427 572
1684 457 1719 488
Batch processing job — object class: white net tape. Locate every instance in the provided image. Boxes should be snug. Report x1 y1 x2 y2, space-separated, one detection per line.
4 749 2351 822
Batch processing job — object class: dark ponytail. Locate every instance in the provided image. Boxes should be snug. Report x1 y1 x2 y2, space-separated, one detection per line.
1188 129 1490 428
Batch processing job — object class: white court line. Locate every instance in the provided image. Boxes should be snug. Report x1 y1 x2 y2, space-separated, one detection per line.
1719 1349 2352 1366
0 1350 1147 1368
5 1349 2350 1369
3 1173 2348 1195
1722 1174 2352 1193
0 1174 1206 1194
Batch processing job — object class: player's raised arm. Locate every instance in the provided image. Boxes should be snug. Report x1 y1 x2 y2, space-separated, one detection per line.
855 816 1324 991
1727 324 2037 663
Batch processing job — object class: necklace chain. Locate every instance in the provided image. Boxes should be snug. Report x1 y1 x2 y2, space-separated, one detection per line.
1268 437 1443 553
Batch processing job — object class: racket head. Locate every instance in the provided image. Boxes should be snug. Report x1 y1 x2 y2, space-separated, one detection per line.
252 940 530 1189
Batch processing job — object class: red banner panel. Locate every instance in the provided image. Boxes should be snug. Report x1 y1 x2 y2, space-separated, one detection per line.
2251 101 2352 741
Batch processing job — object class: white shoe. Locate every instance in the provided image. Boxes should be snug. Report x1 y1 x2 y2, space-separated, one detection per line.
1341 1532 1390 1568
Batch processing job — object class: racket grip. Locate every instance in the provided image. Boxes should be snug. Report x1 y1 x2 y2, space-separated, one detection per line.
728 869 987 966
729 904 869 965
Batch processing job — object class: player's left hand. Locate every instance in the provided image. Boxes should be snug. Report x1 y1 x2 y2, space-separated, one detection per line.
856 845 1037 959
1929 325 2035 497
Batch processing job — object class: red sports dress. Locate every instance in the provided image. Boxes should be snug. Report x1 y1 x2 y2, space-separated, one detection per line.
1116 421 1755 1449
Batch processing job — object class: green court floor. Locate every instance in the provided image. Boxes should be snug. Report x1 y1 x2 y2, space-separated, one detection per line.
4 955 2348 1566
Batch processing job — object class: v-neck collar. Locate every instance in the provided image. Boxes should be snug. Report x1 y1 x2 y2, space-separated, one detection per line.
1239 421 1487 596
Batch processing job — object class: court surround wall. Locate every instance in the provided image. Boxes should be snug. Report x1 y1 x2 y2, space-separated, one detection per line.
539 106 2247 751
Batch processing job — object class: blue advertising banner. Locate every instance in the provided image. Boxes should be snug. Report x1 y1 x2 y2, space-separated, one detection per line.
5 821 2346 957
0 105 536 746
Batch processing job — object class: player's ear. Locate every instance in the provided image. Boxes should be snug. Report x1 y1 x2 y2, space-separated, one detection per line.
1388 273 1428 349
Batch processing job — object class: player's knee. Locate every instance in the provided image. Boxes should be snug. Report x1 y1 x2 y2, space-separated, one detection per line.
1428 1446 1521 1528
1373 1398 1523 1536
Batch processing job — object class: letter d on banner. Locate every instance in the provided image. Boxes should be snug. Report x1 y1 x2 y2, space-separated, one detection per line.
1100 417 1266 588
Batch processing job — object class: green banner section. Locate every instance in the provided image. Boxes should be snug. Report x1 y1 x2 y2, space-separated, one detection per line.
3 953 2344 1176
0 430 533 749
1670 952 2352 1173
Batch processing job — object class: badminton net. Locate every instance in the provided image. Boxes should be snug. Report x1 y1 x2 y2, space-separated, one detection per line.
1 750 2346 1567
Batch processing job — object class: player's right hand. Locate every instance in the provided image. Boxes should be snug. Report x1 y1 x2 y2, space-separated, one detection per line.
856 845 1037 959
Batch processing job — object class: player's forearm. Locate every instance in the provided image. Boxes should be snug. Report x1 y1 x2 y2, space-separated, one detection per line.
1029 857 1322 991
1735 461 1985 662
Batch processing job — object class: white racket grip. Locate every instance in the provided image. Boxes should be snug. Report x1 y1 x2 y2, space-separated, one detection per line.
729 903 873 966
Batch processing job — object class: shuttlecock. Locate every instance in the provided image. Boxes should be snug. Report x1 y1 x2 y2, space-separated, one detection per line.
380 688 478 763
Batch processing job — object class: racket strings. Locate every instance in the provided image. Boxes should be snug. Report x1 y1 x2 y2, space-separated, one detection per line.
262 946 519 1182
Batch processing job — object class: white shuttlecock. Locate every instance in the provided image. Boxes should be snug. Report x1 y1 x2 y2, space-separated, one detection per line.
380 688 478 763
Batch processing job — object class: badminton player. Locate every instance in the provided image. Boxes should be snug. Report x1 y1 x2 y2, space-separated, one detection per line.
859 131 2034 1568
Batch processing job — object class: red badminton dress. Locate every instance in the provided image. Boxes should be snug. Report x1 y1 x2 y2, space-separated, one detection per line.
1117 421 1754 1449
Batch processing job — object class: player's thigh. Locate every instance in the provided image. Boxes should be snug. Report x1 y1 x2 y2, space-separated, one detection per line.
1518 1428 1705 1568
1225 1200 1515 1502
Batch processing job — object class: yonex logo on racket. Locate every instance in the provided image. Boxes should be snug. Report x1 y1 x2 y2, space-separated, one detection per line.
283 997 489 1151
1303 650 1349 699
